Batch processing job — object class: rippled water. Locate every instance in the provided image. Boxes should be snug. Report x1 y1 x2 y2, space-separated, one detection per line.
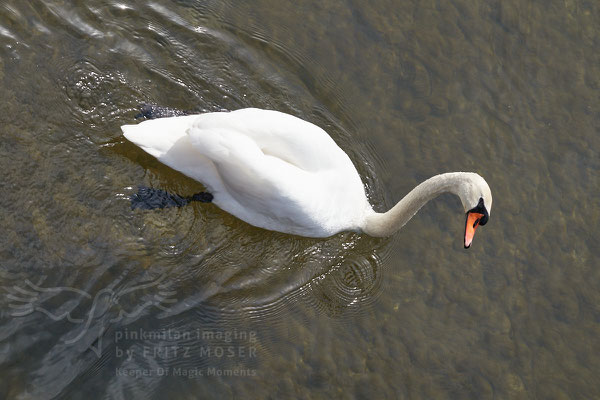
1 0 598 399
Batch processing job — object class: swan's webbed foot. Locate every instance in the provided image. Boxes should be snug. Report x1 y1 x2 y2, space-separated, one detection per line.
134 104 188 120
131 187 188 210
130 187 213 210
189 192 213 203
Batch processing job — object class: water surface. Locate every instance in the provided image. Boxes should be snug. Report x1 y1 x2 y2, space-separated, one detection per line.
0 0 599 399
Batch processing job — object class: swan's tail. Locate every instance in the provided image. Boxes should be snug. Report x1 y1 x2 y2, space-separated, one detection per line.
121 114 198 158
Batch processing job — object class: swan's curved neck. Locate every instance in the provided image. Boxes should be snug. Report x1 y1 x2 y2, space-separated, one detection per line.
363 172 475 237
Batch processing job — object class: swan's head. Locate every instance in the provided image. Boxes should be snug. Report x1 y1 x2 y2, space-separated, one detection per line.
459 173 492 249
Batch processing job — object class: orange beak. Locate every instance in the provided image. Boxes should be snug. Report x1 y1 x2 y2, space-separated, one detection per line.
464 212 485 248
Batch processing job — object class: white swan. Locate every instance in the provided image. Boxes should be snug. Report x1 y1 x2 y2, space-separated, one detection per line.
122 108 492 247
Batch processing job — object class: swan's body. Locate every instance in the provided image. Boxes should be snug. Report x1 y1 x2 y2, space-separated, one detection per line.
122 108 492 245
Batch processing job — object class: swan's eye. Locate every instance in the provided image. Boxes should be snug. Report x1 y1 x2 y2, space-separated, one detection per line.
479 214 488 226
469 198 489 226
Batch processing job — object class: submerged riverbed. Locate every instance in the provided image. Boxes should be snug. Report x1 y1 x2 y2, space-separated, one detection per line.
0 0 599 398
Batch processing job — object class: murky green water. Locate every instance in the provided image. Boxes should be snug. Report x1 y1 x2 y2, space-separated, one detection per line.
1 0 598 398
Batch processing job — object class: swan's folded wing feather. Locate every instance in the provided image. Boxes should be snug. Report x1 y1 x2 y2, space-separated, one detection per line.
186 124 322 230
188 108 348 172
186 124 311 196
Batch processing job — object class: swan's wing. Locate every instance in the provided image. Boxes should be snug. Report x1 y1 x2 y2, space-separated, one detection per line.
189 108 349 172
186 123 322 231
186 109 372 235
